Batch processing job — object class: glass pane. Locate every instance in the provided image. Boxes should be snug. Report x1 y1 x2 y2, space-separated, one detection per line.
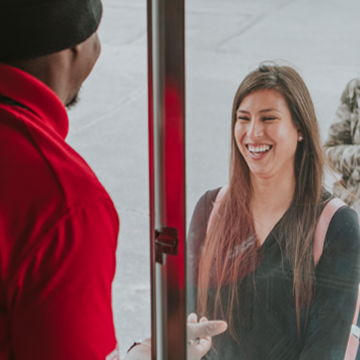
67 1 150 358
186 0 360 359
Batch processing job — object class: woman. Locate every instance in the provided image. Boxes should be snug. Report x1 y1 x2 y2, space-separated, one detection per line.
187 63 360 359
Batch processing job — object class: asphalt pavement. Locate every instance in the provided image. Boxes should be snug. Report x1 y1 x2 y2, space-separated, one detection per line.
66 0 360 355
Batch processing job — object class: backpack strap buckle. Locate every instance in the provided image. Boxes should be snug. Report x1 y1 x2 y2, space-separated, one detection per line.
351 325 360 340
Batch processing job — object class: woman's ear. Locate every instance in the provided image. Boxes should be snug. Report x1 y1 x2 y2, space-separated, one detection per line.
297 129 303 141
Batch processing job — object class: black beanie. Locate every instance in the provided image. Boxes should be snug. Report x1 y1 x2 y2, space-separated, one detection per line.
0 0 102 62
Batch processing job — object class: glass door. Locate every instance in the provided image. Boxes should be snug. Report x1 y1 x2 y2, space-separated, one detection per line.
147 0 360 359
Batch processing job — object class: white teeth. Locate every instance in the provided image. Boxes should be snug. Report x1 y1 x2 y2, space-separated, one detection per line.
248 145 271 153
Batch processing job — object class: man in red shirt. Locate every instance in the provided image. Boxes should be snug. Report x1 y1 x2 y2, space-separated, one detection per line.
0 1 226 359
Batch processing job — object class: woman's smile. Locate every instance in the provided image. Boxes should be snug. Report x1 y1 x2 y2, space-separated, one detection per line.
246 143 273 159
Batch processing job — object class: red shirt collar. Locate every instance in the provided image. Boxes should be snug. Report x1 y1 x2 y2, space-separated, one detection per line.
0 63 69 139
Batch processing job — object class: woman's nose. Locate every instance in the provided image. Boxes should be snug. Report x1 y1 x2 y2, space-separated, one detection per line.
247 119 264 138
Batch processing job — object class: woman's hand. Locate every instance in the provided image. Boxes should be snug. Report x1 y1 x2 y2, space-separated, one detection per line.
123 314 227 360
187 313 228 360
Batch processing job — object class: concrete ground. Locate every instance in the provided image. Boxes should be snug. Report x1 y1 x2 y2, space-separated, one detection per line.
66 0 360 355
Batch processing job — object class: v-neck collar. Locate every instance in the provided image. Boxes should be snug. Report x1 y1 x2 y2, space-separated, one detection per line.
258 204 293 253
258 220 280 252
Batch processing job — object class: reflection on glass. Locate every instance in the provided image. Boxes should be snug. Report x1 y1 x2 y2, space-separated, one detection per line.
186 63 360 359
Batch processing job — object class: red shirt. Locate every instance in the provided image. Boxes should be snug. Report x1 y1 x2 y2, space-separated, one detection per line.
0 64 119 359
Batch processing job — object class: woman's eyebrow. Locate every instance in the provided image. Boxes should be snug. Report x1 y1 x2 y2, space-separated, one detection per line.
237 108 280 114
259 108 280 113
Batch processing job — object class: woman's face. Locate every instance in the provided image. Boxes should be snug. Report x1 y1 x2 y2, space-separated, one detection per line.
234 89 301 181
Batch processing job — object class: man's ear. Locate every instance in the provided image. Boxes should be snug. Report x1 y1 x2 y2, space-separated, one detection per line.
70 43 81 59
70 33 100 65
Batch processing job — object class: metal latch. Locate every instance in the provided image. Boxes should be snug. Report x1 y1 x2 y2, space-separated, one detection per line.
155 227 178 264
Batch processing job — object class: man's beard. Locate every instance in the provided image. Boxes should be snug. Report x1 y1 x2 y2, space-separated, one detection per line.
65 91 81 110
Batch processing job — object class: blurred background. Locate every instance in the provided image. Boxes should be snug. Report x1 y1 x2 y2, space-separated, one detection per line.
66 0 360 356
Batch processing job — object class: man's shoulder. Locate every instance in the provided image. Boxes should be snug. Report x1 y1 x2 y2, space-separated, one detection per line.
0 103 117 246
0 103 109 208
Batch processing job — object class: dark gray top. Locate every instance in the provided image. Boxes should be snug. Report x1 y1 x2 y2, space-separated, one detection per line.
187 188 360 360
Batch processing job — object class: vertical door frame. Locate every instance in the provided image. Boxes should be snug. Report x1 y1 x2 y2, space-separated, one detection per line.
147 0 186 359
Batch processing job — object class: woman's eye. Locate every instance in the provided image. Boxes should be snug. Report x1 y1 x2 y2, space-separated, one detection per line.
237 116 250 121
263 117 277 121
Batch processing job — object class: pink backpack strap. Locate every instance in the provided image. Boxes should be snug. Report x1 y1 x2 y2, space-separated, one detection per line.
313 198 347 266
206 185 229 234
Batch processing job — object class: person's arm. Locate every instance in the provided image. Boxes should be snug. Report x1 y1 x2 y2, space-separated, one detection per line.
299 206 360 360
187 188 220 313
8 199 119 360
325 79 360 179
186 189 228 360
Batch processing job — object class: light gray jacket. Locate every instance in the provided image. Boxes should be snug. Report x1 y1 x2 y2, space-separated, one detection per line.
325 78 360 215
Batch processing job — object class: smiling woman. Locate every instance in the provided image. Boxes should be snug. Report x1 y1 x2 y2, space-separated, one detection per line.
234 88 301 245
187 63 360 360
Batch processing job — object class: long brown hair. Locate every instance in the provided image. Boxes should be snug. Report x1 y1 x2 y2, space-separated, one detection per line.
197 62 325 339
